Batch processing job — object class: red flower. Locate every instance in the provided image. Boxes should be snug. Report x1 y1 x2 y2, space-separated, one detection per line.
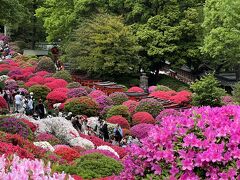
54 146 81 162
0 96 8 109
127 86 144 93
53 88 69 93
45 79 68 90
150 90 177 100
35 71 50 77
132 112 155 125
107 115 130 129
46 91 67 104
44 77 56 83
28 75 45 85
122 100 139 114
24 81 38 87
19 118 38 132
110 145 127 159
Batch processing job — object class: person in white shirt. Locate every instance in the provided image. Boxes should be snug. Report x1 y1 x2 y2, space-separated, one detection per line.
14 92 22 113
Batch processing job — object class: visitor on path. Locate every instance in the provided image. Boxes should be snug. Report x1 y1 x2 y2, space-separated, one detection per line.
26 95 34 115
14 92 22 113
71 116 82 132
3 90 10 111
35 99 45 119
51 44 59 64
100 122 109 142
114 124 123 146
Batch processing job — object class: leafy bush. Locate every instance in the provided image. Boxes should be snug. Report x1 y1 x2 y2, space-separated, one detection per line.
64 96 99 116
67 82 81 89
37 133 61 146
107 115 130 129
0 69 9 76
190 74 226 106
132 112 155 125
28 85 51 101
35 56 56 73
0 117 34 140
0 96 8 114
221 95 235 105
19 119 37 132
67 88 88 98
233 82 240 104
106 105 130 121
156 85 172 91
135 98 163 117
109 92 129 105
53 70 72 82
55 153 123 178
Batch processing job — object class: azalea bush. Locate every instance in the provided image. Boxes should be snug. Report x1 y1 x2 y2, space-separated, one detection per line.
45 79 68 90
67 82 81 89
89 90 106 99
130 123 154 139
122 100 139 115
107 115 130 129
132 112 155 125
54 146 81 162
155 109 180 123
135 98 163 117
106 105 130 121
0 96 8 114
37 133 62 146
95 95 113 110
221 96 235 105
5 79 18 90
67 88 88 98
55 153 123 179
53 70 72 82
35 56 56 73
28 85 51 101
109 92 129 105
82 149 119 160
127 87 144 93
120 106 240 179
47 91 68 104
64 96 99 116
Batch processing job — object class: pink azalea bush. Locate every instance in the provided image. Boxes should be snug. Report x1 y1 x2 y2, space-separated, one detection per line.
89 90 106 99
122 100 139 114
95 95 113 110
130 123 155 139
127 86 144 93
119 105 240 179
67 87 88 98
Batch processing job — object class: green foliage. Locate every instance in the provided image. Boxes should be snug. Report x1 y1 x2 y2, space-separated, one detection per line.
63 14 142 78
106 105 130 120
190 74 226 106
0 70 9 76
64 96 99 116
156 85 172 92
53 70 72 82
28 85 51 101
55 153 123 178
67 82 81 89
35 56 56 73
233 82 240 104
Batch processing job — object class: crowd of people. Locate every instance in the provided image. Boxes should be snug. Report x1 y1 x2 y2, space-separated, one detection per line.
0 42 11 60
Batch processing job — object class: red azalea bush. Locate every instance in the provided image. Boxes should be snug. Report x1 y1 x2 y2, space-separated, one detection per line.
107 115 130 129
19 118 37 132
130 123 155 139
37 133 62 146
54 146 81 162
0 96 8 113
170 90 192 105
127 86 144 93
111 145 127 159
46 91 67 104
28 76 45 85
35 71 50 77
122 100 139 114
53 88 69 93
24 81 38 87
132 112 155 125
45 79 68 90
44 77 56 83
150 90 177 100
0 142 34 159
89 90 106 99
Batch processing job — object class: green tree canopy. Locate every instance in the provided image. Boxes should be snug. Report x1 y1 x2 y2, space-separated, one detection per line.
63 14 142 78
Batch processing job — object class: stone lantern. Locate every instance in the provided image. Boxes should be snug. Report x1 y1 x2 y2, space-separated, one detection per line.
140 69 148 93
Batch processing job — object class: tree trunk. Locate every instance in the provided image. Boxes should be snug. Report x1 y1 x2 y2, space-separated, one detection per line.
31 0 37 50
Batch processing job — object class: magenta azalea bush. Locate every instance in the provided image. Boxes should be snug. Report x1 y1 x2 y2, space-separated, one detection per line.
95 95 113 110
155 109 180 123
130 123 155 139
119 106 240 179
67 87 88 98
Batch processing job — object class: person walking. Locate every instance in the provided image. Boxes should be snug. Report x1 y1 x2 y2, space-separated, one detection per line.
35 99 45 119
26 95 34 115
114 124 123 146
100 122 109 142
14 92 22 113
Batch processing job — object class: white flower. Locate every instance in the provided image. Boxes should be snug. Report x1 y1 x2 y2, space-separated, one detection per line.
87 117 100 129
69 137 94 149
0 75 9 82
97 145 119 158
34 141 55 152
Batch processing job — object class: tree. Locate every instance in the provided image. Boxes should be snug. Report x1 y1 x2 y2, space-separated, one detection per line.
62 14 142 78
202 0 240 80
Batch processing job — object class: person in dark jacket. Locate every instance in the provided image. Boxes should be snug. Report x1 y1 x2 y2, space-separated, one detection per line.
35 99 45 119
100 123 109 142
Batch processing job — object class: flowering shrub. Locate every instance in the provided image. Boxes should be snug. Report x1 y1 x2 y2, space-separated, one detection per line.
55 153 123 179
135 98 163 117
45 79 68 90
19 118 37 132
127 86 144 93
53 70 72 82
28 85 51 101
0 117 34 140
80 134 110 147
44 77 56 83
120 106 240 179
53 87 69 93
132 112 155 125
67 82 81 88
0 155 71 179
35 70 50 77
35 56 56 73
97 145 119 158
67 87 88 98
47 91 68 104
37 133 62 146
18 88 28 95
107 115 130 129
0 96 8 114
110 145 127 159
130 123 154 139
109 92 129 105
148 86 157 93
5 79 18 90
0 142 34 159
89 90 106 99
95 95 113 110
24 81 38 87
28 75 45 85
122 100 139 114
221 96 235 105
155 109 179 122
34 141 55 152
106 105 130 121
54 146 81 162
170 90 192 105
150 90 177 100
82 149 119 160
64 96 99 116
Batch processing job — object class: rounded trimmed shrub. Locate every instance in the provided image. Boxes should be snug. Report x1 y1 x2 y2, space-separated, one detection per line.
122 100 139 114
0 96 8 114
54 146 81 162
127 86 144 93
27 75 45 85
130 123 155 139
28 85 51 101
155 109 180 123
109 92 129 105
67 88 88 98
37 133 62 146
35 56 56 73
89 90 105 99
55 153 123 178
132 112 155 125
53 70 72 82
46 91 67 104
95 95 113 110
5 79 18 90
135 98 163 117
106 105 130 121
156 85 172 91
64 96 99 116
67 82 81 89
107 115 130 129
45 79 68 90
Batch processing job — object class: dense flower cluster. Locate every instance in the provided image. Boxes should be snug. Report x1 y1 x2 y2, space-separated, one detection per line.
122 100 139 114
0 96 8 112
130 123 155 139
89 90 106 99
67 87 88 98
109 92 129 105
46 91 68 104
54 146 81 162
107 115 130 129
37 133 62 146
127 87 144 93
155 109 180 122
5 79 18 90
132 112 155 125
120 106 240 179
95 95 113 110
45 79 68 90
